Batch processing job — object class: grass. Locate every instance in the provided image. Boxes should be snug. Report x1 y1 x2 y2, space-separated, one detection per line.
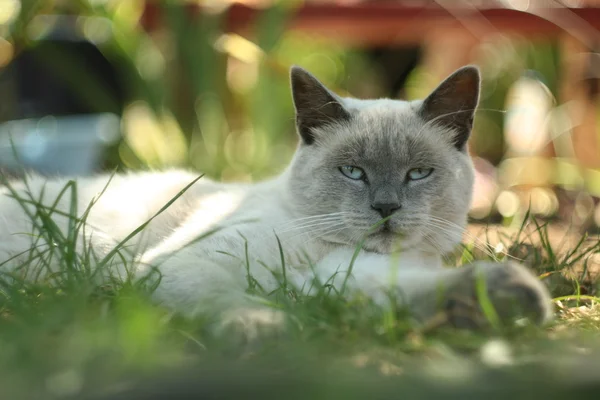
0 176 600 399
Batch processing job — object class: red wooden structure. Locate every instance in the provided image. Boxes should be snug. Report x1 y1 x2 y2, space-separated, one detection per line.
143 1 600 47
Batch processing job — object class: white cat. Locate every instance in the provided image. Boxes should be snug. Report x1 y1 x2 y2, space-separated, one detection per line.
0 66 552 334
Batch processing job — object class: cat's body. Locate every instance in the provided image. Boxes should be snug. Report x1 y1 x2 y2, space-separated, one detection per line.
0 66 553 332
0 167 442 313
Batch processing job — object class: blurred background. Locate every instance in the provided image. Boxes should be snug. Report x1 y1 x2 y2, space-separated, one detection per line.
1 0 600 232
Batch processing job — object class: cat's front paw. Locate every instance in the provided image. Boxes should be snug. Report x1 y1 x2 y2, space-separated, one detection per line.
215 306 287 346
446 261 554 330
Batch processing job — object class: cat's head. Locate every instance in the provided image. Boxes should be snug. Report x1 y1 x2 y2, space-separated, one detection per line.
287 65 479 255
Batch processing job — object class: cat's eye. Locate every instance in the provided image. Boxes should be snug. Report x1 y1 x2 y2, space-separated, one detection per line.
339 166 365 181
407 168 433 181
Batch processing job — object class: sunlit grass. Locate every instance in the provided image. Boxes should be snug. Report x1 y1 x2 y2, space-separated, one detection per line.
0 174 599 398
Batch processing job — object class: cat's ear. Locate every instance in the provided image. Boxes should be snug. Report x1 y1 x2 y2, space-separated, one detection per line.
290 66 351 145
419 66 480 150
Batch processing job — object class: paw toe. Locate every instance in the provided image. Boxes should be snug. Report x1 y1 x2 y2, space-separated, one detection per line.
444 261 554 330
216 307 287 344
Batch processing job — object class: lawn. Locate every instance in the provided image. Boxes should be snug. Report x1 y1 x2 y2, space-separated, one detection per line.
1 176 600 399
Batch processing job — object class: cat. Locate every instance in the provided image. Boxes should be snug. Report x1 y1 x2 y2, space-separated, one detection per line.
0 65 553 336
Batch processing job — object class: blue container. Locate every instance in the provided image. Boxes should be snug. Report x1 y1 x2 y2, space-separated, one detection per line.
0 113 121 175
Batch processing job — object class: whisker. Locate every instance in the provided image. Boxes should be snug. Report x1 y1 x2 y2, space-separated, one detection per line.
398 214 490 254
419 233 452 262
298 225 348 247
404 214 493 248
277 212 349 227
418 228 469 264
424 216 501 252
282 222 346 244
420 221 497 259
276 217 345 234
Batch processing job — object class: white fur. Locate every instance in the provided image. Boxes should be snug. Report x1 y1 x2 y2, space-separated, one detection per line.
0 168 458 317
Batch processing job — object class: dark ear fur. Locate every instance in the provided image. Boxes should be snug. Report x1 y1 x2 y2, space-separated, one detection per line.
290 66 350 145
419 66 480 150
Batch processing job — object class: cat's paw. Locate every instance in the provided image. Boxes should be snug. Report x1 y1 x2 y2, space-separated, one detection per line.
445 261 554 330
215 306 287 345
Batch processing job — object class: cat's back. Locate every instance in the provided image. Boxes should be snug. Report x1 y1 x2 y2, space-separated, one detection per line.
1 168 298 266
1 169 216 216
0 169 235 250
73 169 250 245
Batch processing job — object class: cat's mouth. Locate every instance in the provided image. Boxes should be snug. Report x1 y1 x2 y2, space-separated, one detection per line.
369 220 423 242
363 225 419 253
380 222 394 234
371 222 404 237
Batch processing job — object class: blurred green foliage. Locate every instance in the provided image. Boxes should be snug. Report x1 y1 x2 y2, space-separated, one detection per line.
1 1 598 224
0 1 568 176
1 0 383 181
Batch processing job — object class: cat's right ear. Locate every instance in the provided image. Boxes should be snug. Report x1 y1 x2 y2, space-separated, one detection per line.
290 66 350 145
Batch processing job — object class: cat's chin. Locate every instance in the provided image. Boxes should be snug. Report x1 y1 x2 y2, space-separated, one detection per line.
362 231 421 254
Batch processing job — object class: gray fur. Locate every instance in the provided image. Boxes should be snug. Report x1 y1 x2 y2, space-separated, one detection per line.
287 66 478 254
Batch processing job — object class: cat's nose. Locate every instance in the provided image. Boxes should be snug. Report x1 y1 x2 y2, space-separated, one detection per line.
370 202 401 218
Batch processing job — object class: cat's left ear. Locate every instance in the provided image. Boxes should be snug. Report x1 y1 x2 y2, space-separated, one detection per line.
419 66 480 150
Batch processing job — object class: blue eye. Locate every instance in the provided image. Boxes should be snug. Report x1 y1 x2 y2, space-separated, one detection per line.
339 166 365 180
407 168 433 181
